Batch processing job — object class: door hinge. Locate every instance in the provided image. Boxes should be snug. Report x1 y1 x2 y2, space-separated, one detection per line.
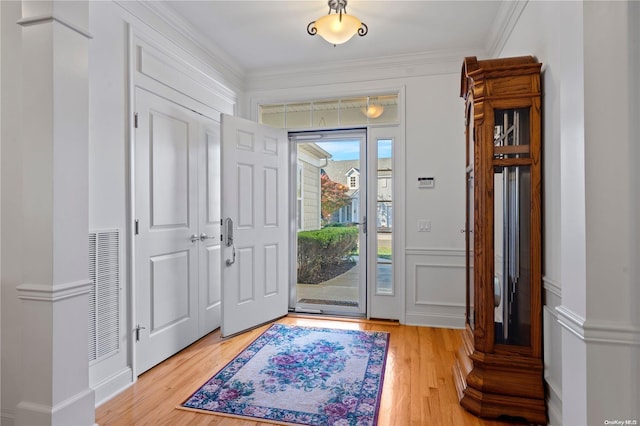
135 324 146 342
134 219 139 235
134 112 138 128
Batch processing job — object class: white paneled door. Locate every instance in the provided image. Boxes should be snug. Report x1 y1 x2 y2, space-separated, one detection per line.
220 115 289 337
134 88 221 374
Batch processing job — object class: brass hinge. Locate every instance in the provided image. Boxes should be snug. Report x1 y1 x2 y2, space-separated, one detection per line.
134 112 138 128
134 219 139 235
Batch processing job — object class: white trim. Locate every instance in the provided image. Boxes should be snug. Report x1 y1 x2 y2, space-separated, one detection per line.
0 410 15 426
131 31 236 115
544 304 559 319
246 49 477 91
114 0 243 90
486 0 529 57
555 305 585 340
16 280 93 302
405 310 465 329
16 387 95 426
126 23 138 385
546 381 563 426
93 367 134 407
414 301 465 308
249 84 404 123
556 305 640 346
543 276 562 298
405 247 465 257
17 14 93 39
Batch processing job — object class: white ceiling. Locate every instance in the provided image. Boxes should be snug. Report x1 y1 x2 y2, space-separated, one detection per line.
159 1 506 75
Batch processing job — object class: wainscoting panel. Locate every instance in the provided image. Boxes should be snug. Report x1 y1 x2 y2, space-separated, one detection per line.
405 248 465 328
543 276 563 426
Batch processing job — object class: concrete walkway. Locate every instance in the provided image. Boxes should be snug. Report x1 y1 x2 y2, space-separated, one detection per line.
296 259 391 306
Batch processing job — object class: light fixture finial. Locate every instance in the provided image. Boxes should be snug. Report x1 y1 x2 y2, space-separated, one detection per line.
307 0 368 46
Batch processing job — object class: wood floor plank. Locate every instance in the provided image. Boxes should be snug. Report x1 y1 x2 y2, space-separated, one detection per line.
95 316 519 425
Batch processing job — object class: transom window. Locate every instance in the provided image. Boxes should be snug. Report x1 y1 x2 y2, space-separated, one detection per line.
259 94 398 129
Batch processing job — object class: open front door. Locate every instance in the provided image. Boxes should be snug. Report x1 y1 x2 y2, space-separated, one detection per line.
220 114 289 336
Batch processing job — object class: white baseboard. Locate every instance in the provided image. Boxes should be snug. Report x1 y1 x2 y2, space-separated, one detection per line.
93 367 134 407
547 381 563 426
1 408 16 426
405 310 465 329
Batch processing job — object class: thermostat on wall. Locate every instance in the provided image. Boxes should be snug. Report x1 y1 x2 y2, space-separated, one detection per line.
418 177 435 188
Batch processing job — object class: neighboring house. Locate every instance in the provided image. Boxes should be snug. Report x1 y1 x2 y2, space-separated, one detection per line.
322 158 392 231
297 143 331 231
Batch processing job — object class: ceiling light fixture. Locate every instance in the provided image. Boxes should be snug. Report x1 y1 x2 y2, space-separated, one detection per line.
307 0 368 46
361 104 384 119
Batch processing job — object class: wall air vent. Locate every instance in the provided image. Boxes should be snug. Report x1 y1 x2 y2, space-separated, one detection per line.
88 230 121 362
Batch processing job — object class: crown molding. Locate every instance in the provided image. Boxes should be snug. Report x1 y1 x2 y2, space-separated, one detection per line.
486 0 529 57
114 1 528 93
245 48 482 92
115 0 245 91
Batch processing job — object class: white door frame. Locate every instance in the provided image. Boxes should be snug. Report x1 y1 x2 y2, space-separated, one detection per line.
288 126 404 320
367 125 402 320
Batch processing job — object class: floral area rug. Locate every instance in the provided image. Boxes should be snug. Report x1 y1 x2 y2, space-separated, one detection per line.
180 323 390 425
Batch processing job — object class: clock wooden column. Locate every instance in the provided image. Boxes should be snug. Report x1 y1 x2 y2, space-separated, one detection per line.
452 56 547 425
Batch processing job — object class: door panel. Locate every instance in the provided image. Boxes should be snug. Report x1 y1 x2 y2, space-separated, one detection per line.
150 113 190 227
221 114 289 337
135 88 199 374
199 121 222 336
150 251 190 329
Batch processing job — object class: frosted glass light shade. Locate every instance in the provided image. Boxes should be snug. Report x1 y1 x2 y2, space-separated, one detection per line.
362 105 384 119
314 13 362 45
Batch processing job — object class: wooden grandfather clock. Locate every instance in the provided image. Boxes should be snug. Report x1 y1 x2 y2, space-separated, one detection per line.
453 56 546 424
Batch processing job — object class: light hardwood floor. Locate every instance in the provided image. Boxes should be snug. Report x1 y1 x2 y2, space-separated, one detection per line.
96 316 520 425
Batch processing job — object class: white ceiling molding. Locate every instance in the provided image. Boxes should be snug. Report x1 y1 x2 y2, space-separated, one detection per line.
485 0 529 58
244 48 481 92
118 0 527 93
115 0 245 91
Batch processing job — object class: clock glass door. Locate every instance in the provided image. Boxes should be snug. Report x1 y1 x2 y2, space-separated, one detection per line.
493 108 532 346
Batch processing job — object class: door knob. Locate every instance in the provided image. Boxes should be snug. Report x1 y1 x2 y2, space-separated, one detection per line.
199 233 217 241
190 234 200 243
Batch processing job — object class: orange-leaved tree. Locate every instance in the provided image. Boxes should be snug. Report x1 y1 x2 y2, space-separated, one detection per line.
320 171 352 221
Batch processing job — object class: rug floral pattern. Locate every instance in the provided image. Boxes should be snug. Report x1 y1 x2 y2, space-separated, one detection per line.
182 323 389 426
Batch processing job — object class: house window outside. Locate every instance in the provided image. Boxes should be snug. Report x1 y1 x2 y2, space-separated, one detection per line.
350 176 357 189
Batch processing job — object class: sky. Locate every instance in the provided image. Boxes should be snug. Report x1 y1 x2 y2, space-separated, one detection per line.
315 139 392 161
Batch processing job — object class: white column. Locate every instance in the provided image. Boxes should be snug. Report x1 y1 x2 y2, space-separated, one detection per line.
559 2 640 425
15 1 94 425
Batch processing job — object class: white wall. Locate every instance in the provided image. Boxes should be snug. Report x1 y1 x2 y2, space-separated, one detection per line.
1 1 241 421
501 1 640 425
87 0 238 406
88 0 239 406
88 1 132 404
498 2 584 424
403 73 466 327
245 66 467 328
1 2 24 422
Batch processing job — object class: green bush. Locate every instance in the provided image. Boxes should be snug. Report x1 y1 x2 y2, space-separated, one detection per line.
297 226 358 283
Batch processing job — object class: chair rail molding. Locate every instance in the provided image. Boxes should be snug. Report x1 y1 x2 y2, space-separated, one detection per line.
556 305 640 346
